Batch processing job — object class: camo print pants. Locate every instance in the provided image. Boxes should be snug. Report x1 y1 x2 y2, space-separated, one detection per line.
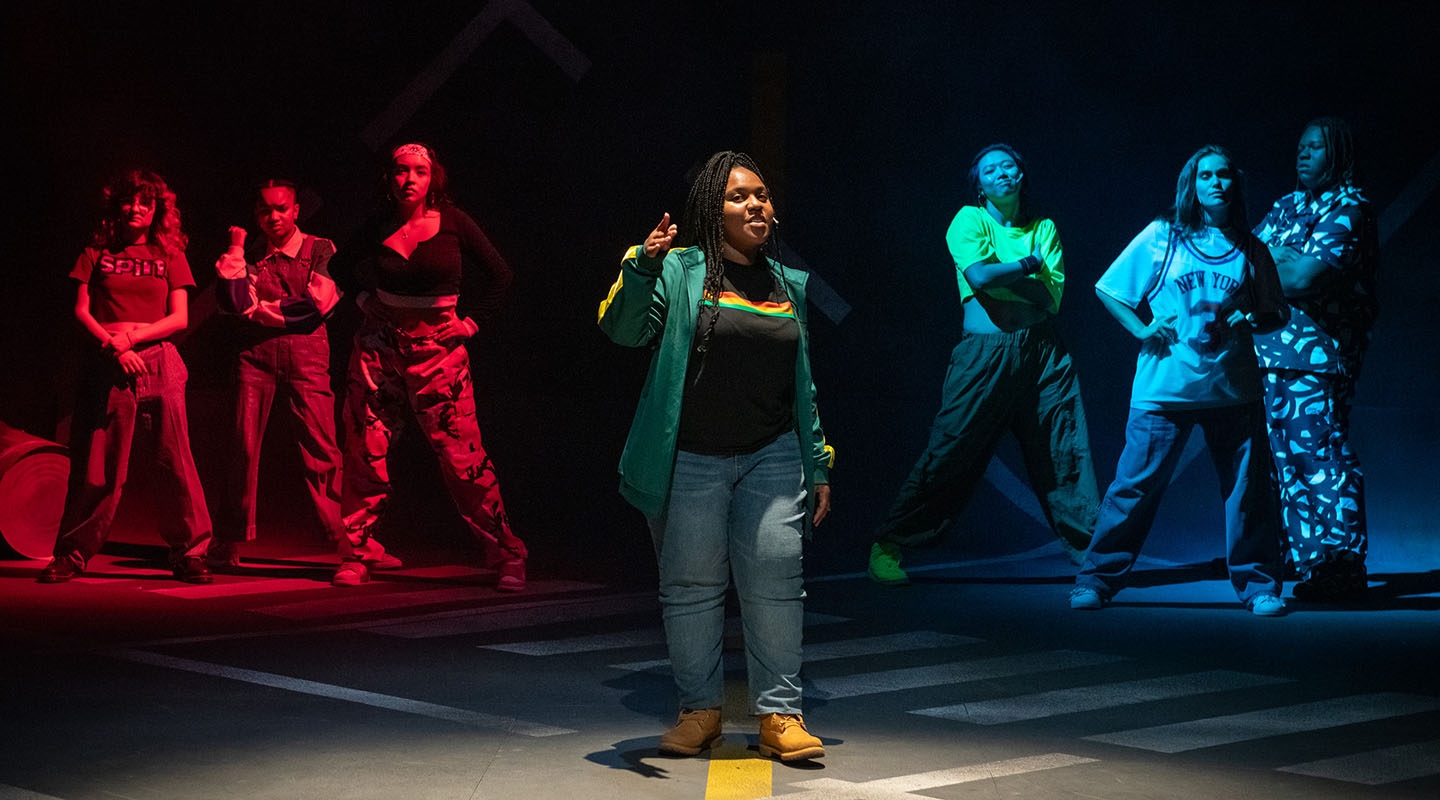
339 320 526 566
1262 369 1365 571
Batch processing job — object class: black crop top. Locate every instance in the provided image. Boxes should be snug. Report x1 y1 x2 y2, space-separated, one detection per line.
340 206 512 324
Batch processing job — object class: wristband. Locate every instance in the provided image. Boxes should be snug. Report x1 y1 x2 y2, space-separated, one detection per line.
1019 255 1043 275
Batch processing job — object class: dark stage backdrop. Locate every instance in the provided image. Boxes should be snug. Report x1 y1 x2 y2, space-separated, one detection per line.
4 1 1436 579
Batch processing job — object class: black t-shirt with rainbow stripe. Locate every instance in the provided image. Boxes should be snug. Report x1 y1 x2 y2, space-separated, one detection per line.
678 259 799 455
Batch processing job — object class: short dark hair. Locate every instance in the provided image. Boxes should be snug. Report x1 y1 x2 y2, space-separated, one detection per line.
967 143 1031 219
256 177 298 199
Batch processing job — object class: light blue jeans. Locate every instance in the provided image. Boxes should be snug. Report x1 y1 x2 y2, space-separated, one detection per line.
648 434 807 715
1075 403 1283 603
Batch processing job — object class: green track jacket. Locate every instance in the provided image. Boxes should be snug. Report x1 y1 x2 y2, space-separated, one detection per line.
597 245 834 523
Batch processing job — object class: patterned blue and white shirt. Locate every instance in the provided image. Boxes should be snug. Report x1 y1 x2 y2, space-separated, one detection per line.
1252 184 1378 378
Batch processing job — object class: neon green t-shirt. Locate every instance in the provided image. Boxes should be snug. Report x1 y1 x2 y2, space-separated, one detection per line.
945 205 1064 314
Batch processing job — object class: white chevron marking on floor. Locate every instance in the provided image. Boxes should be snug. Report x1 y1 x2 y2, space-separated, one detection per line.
769 753 1098 799
1085 692 1440 753
485 628 667 656
1277 739 1440 785
0 784 67 800
110 649 575 737
810 649 1126 699
254 580 604 619
605 631 978 673
484 612 860 656
913 669 1291 724
364 595 659 638
806 631 981 660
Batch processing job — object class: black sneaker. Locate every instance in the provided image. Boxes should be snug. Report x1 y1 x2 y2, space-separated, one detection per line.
1292 558 1367 602
172 557 214 584
39 557 82 583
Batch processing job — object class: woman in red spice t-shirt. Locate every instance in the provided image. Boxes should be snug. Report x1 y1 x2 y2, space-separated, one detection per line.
39 169 214 584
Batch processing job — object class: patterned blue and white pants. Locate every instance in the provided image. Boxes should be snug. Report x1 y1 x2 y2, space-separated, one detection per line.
1262 369 1366 572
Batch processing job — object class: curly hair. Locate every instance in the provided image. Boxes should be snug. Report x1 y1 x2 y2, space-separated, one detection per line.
1166 144 1249 236
93 169 187 253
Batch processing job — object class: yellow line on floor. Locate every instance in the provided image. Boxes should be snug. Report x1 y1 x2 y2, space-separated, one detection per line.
705 739 771 800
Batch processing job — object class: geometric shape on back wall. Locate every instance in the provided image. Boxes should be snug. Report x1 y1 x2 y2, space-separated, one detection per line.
775 240 851 324
983 456 1049 529
978 432 1205 533
297 186 325 225
361 0 591 152
1380 148 1440 246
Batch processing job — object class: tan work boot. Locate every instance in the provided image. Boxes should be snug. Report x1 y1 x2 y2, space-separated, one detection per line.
658 707 722 756
757 713 824 761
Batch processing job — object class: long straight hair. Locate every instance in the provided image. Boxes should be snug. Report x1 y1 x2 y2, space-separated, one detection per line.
1165 144 1248 237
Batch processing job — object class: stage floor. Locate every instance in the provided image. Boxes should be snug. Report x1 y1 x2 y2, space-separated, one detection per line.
1 537 1436 800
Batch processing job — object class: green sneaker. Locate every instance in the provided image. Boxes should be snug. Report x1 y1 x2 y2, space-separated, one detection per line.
868 542 909 585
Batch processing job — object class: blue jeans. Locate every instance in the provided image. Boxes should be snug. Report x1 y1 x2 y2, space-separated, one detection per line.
1076 403 1283 603
647 434 807 715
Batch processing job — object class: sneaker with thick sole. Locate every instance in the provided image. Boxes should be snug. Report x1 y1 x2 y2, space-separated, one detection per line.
1069 586 1105 610
657 707 722 756
757 713 824 762
365 553 404 570
1247 594 1287 617
38 557 82 584
868 542 908 585
332 560 370 587
172 557 214 584
496 558 525 592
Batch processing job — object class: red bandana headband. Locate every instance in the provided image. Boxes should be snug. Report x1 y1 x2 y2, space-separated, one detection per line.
392 143 433 164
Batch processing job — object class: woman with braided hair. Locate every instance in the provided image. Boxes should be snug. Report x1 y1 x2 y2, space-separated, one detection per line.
598 151 834 762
